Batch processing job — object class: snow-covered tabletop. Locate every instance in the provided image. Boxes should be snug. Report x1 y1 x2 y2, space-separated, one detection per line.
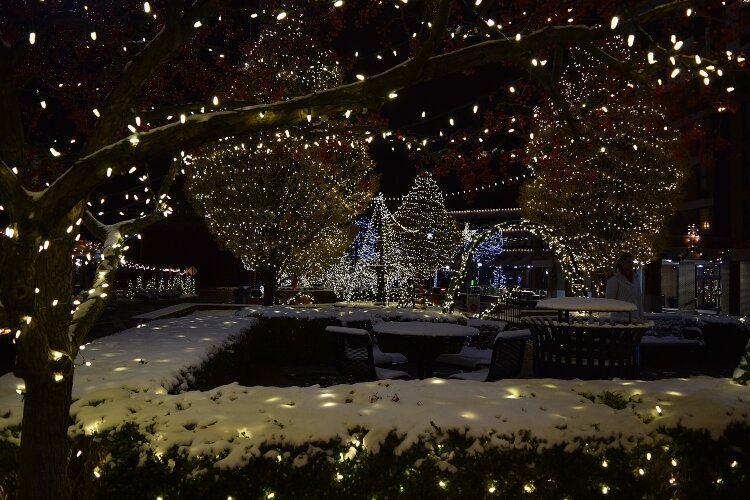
372 321 479 337
536 297 637 312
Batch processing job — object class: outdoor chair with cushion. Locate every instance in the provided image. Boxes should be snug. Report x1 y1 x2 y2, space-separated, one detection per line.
449 329 531 382
325 326 410 382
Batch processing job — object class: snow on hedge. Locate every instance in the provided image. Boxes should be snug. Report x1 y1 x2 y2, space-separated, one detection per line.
0 308 748 470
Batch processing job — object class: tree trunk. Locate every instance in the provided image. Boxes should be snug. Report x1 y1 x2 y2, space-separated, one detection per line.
17 376 74 500
261 267 279 306
262 280 278 306
3 217 79 500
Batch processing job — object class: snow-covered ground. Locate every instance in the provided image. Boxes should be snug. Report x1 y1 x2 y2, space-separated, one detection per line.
0 308 748 469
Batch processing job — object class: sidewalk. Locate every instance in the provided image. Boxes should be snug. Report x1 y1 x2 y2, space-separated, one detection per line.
87 288 235 341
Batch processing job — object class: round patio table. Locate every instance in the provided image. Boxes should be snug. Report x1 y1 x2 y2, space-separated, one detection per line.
372 322 479 379
535 297 637 322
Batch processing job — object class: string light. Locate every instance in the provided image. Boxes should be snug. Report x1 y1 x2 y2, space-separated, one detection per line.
520 78 686 281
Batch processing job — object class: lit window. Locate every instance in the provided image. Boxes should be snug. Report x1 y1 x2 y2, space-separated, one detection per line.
698 207 711 233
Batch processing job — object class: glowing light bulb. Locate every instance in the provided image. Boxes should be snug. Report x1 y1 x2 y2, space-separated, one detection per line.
610 16 619 29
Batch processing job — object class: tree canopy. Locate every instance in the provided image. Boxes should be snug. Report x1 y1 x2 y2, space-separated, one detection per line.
393 172 461 281
185 135 376 304
519 85 689 286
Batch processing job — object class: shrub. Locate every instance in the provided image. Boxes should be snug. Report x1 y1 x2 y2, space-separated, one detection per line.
1 422 748 499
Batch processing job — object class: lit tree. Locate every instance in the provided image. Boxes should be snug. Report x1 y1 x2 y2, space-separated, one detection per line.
185 136 375 305
322 193 404 303
460 223 506 288
393 172 461 284
0 0 744 496
461 223 506 265
519 86 688 289
184 14 377 305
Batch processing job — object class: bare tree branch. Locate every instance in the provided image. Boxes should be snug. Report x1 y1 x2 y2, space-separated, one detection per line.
70 159 179 345
37 0 713 224
80 0 224 157
68 227 123 347
82 210 108 242
119 157 180 235
0 159 31 217
407 0 453 69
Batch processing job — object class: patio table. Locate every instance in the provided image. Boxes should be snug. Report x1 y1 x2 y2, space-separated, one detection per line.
372 322 479 379
535 297 638 322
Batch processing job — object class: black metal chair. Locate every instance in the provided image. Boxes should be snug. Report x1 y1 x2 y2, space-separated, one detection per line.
449 329 531 382
525 316 649 380
325 326 410 382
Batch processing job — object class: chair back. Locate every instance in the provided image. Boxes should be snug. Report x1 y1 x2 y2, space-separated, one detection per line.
526 316 648 379
326 326 378 381
486 329 531 381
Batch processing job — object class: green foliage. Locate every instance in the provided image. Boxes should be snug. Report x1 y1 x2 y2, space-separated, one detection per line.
700 322 750 368
577 390 643 410
2 422 749 499
183 317 341 391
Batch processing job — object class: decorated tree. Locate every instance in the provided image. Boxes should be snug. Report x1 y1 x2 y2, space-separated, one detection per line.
519 86 688 290
322 193 403 303
460 223 506 288
184 14 377 305
461 223 506 266
393 172 461 284
0 0 745 496
185 136 375 305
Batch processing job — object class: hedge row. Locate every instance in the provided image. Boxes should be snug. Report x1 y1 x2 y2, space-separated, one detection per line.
1 421 749 499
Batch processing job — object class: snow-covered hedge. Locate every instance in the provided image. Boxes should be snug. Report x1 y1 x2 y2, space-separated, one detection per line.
1 309 749 496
